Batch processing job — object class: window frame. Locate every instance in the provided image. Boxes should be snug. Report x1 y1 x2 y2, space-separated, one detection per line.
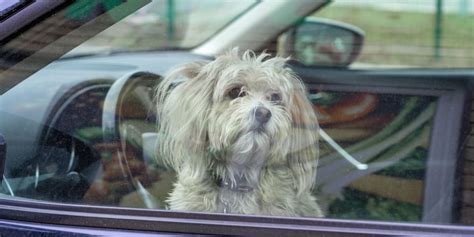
1 197 474 236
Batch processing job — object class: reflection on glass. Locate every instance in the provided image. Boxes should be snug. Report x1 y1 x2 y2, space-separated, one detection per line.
79 88 438 223
0 82 455 223
67 0 257 56
294 21 355 66
313 91 436 222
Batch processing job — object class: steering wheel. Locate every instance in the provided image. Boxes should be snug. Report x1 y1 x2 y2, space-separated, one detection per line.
102 71 160 144
93 71 165 207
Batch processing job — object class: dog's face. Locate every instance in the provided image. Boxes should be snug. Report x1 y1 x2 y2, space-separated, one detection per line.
156 49 318 170
207 54 296 166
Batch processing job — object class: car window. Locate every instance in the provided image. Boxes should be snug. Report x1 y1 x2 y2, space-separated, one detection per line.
65 0 257 57
1 0 473 235
296 0 474 68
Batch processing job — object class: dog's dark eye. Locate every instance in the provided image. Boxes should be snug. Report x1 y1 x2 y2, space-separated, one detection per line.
270 93 282 103
228 87 245 99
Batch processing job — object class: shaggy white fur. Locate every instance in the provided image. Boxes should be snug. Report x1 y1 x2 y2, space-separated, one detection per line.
155 48 322 217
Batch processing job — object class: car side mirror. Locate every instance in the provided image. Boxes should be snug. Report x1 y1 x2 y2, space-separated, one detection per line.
281 17 365 67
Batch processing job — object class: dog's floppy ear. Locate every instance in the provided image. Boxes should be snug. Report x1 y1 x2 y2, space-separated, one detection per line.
155 61 216 170
287 79 319 195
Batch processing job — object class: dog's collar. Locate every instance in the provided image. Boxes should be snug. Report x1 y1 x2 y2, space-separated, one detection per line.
212 172 254 193
212 172 254 214
220 176 254 192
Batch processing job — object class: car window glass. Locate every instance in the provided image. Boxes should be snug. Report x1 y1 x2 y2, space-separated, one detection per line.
0 0 472 229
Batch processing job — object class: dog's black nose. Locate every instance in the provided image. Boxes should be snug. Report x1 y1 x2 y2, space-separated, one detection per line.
255 107 271 124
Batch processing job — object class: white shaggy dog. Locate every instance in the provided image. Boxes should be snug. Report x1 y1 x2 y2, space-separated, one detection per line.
155 49 322 217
